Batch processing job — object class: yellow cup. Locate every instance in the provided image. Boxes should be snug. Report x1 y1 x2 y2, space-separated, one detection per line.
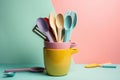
44 48 78 76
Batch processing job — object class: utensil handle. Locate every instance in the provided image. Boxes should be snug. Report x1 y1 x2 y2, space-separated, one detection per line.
58 29 62 42
4 68 30 73
46 32 54 42
32 25 47 40
53 28 58 42
64 30 72 42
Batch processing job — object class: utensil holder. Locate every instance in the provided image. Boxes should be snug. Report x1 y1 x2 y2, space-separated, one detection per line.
44 41 78 76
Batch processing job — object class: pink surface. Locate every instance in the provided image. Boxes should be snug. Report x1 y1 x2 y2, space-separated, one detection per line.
52 0 120 64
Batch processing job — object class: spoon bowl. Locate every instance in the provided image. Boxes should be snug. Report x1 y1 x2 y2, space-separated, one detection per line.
70 11 77 29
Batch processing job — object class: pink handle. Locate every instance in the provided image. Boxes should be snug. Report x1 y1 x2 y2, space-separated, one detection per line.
4 68 30 73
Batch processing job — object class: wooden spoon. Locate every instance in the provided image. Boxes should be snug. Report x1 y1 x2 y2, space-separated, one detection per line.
49 12 58 42
56 13 64 42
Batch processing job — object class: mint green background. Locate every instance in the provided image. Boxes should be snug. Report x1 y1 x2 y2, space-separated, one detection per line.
0 0 55 65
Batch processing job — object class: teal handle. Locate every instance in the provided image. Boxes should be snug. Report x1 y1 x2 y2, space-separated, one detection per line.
101 65 116 68
64 30 72 42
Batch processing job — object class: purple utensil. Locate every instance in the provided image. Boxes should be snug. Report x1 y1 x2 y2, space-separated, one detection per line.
4 67 45 73
36 18 54 42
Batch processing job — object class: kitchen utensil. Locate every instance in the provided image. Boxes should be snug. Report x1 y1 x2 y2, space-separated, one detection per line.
70 11 77 29
44 17 56 41
4 67 45 73
49 13 58 42
61 11 70 41
63 15 72 42
44 17 49 24
32 25 47 40
85 64 101 68
4 72 15 77
56 13 64 42
36 18 54 42
63 11 77 42
101 65 116 68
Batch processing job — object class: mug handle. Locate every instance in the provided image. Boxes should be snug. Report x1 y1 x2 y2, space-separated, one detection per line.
70 48 78 54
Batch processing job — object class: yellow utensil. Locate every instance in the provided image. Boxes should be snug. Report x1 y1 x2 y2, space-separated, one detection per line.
85 64 101 68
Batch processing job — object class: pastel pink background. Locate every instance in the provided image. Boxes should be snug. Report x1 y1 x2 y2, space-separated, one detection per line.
52 0 120 64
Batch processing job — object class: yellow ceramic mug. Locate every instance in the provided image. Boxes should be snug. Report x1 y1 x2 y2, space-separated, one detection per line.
44 48 78 76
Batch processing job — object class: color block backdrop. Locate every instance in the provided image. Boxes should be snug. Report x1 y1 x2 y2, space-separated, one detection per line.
0 0 120 64
52 0 120 64
0 0 55 65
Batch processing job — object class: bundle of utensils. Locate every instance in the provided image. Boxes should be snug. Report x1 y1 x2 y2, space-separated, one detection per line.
33 11 77 42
